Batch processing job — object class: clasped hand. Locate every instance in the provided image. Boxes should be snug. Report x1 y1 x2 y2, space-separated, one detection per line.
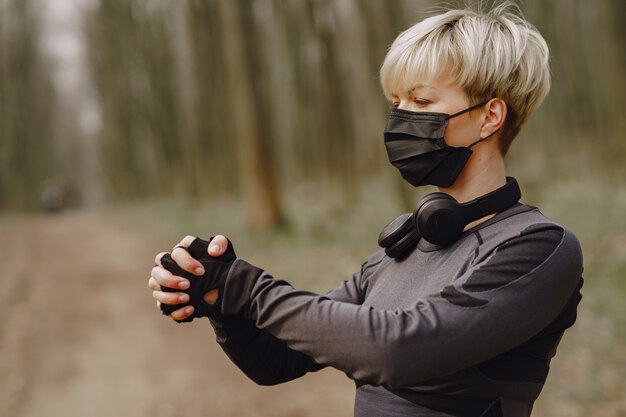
148 235 231 322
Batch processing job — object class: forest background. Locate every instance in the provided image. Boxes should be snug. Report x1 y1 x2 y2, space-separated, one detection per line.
1 0 625 416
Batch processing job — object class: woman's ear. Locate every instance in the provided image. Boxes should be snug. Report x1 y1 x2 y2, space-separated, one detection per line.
480 98 507 138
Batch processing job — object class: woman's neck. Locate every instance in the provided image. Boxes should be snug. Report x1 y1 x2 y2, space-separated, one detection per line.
437 146 507 230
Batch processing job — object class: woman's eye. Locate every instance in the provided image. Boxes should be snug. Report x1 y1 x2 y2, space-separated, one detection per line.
413 98 430 106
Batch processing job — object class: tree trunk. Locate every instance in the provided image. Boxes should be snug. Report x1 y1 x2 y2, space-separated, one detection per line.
171 0 203 204
218 0 286 230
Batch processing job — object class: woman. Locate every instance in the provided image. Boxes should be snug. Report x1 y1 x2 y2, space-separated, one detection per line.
148 3 583 416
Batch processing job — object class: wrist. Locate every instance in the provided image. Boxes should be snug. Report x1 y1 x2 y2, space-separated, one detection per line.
221 259 265 318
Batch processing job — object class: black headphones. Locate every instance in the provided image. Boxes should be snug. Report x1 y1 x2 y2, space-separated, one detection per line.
378 177 521 258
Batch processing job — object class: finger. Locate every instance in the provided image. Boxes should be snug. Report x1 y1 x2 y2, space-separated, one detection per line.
148 277 160 291
151 266 190 290
176 235 197 249
171 246 205 276
154 252 168 268
208 235 228 257
149 275 189 292
152 290 190 305
170 305 194 321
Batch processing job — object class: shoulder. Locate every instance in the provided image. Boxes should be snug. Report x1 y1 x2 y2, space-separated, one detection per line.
475 205 581 262
436 206 584 312
470 205 583 289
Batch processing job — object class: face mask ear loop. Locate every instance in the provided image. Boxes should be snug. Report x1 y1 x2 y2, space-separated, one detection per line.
447 100 490 120
467 128 501 149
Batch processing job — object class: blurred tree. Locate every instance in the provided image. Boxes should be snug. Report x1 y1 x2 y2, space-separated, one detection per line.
218 0 286 230
171 0 203 203
0 0 56 210
521 0 626 175
187 1 238 194
87 1 182 199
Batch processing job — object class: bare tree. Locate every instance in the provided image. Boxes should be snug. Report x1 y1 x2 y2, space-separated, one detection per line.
171 0 203 203
218 0 286 230
0 0 56 210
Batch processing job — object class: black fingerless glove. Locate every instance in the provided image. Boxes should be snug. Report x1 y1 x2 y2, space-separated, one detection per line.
160 237 236 323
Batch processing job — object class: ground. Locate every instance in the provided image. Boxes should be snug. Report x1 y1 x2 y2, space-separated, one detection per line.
0 211 354 417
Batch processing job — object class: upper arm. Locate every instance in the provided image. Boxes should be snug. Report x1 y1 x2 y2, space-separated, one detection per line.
385 223 583 386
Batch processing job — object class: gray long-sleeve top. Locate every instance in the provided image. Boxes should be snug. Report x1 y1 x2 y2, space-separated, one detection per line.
209 204 584 417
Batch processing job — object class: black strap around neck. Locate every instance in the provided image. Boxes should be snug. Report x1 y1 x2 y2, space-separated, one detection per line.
460 176 521 220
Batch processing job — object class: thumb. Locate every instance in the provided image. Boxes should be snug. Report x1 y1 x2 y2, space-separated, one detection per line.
208 235 229 257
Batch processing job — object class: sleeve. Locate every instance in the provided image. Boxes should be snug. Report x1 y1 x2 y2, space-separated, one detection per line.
207 256 379 385
221 223 584 389
207 315 322 385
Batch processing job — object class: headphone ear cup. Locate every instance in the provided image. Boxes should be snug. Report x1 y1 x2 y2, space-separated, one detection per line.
385 225 420 259
414 193 465 246
378 213 420 259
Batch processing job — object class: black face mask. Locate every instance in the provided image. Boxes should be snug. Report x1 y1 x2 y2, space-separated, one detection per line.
384 101 497 187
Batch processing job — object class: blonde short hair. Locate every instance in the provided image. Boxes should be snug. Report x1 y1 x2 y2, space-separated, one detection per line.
380 2 550 154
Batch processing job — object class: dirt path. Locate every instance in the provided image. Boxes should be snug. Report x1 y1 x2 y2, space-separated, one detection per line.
0 211 354 417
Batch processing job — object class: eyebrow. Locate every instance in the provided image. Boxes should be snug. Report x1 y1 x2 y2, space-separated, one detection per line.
390 84 435 98
408 84 435 93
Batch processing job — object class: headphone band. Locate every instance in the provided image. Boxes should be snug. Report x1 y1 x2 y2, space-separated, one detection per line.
378 177 522 258
459 177 521 221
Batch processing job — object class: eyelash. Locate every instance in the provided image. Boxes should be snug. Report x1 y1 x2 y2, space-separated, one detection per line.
413 97 430 106
391 98 430 108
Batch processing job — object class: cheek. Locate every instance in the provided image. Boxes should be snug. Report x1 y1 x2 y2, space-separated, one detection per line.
443 123 466 147
444 119 479 147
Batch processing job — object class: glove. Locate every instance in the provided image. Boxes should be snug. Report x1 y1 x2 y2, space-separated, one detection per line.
159 236 236 323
